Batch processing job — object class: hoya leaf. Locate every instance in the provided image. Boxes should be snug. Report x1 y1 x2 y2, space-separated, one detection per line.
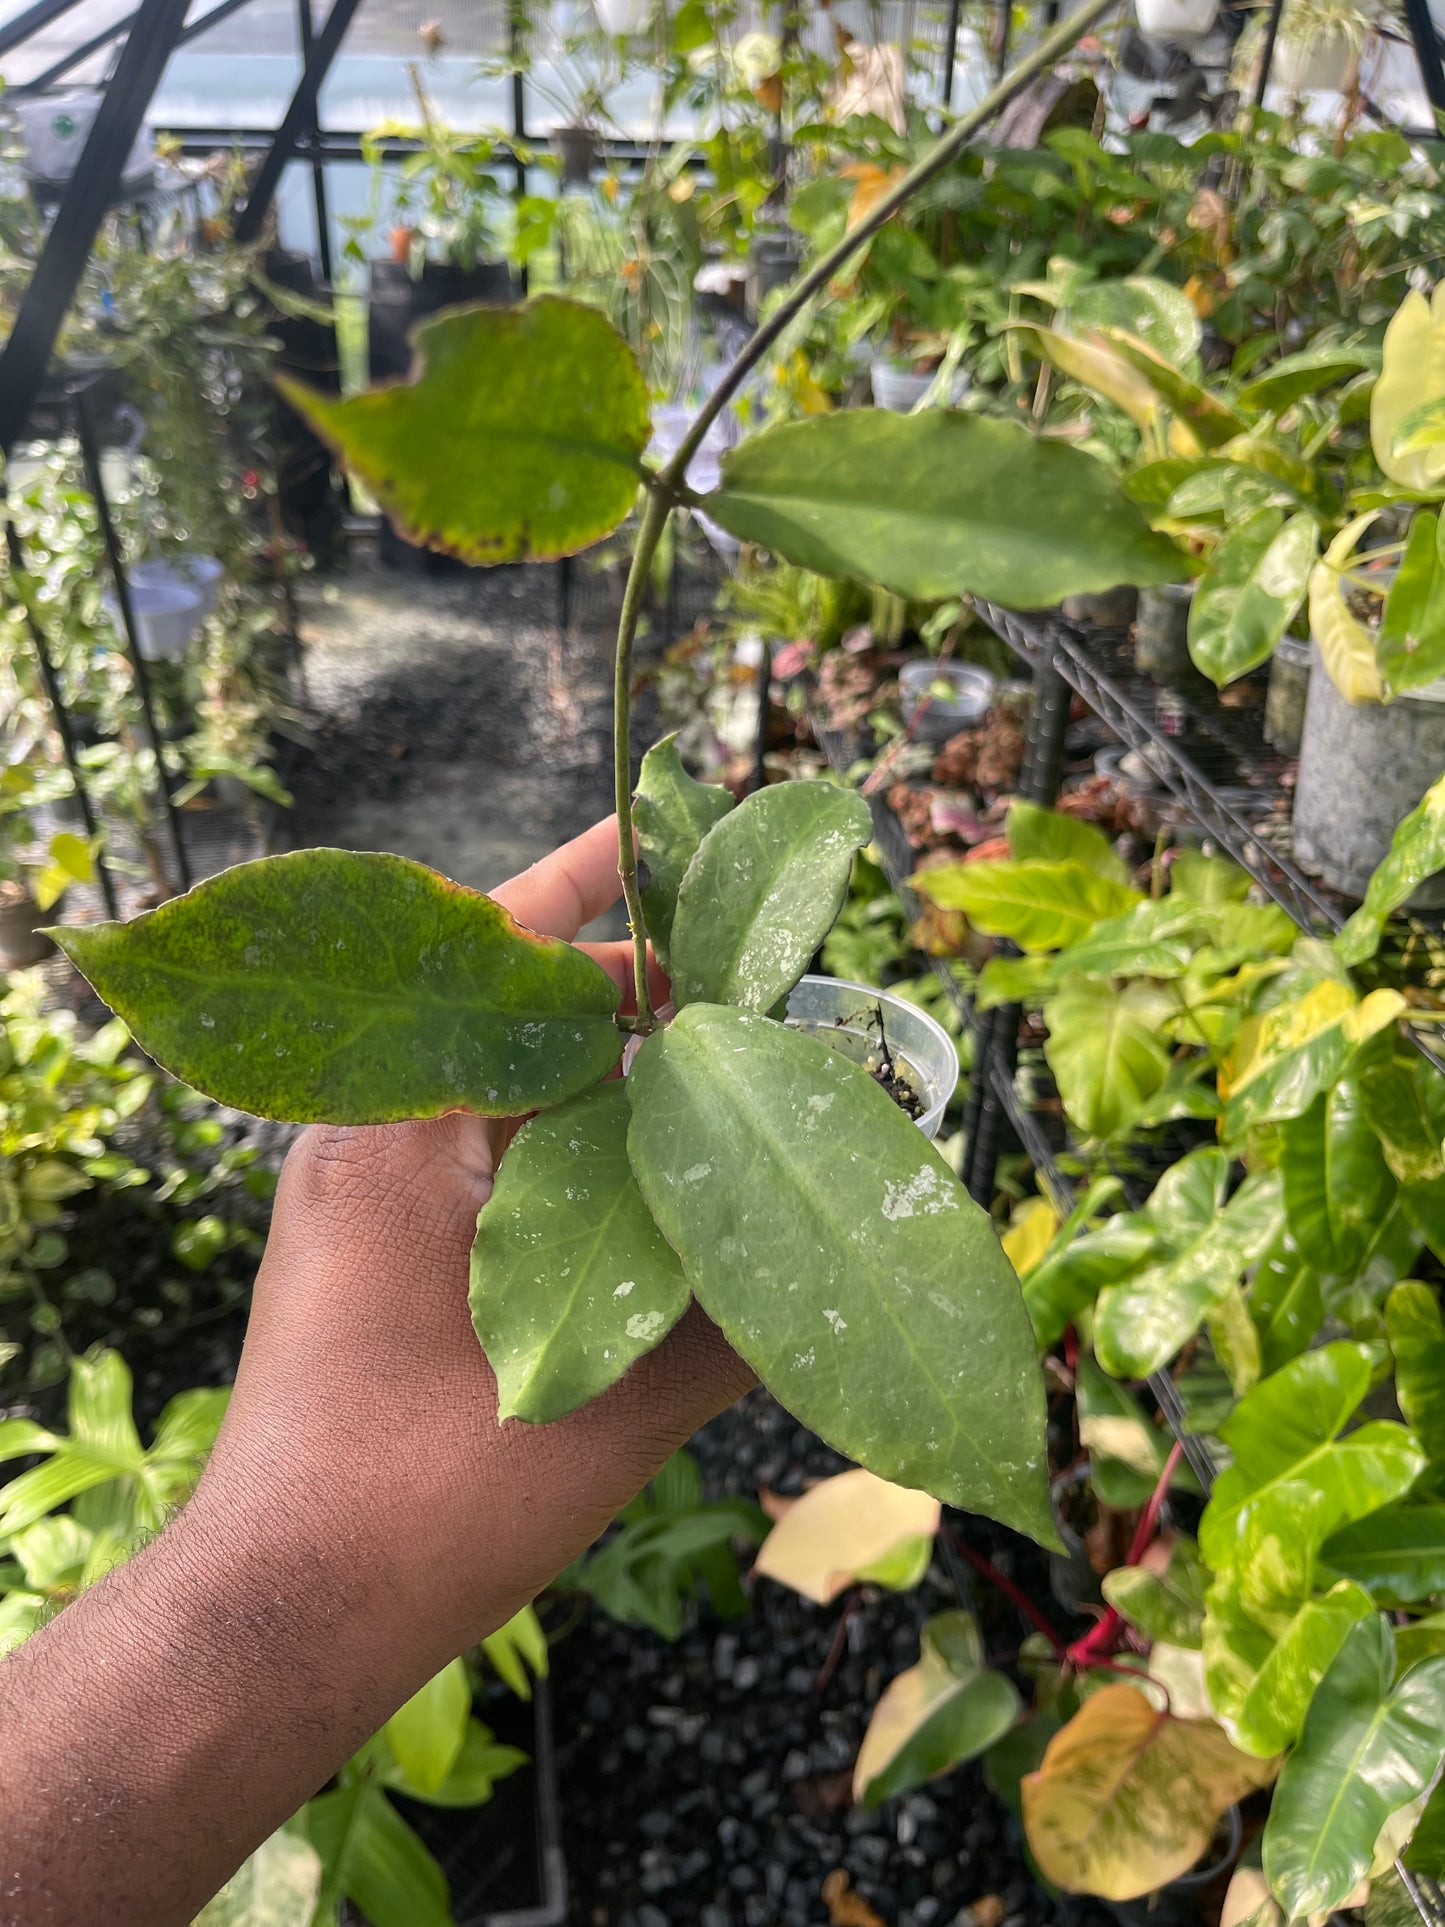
701 412 1183 607
854 1610 1021 1809
1263 1615 1445 1919
1043 978 1173 1142
384 1657 470 1798
193 1829 323 1927
626 1004 1056 1544
1336 774 1445 968
668 781 871 1012
1187 508 1317 688
1322 1504 1445 1607
633 735 732 971
1377 512 1445 696
1102 1538 1207 1649
1004 799 1130 885
1386 1281 1445 1469
915 859 1141 952
470 1084 690 1424
1280 1081 1397 1275
1371 285 1445 494
1237 347 1377 416
1198 1342 1425 1570
277 296 650 564
753 1467 941 1606
1095 1168 1284 1379
1307 514 1386 705
1021 1683 1276 1900
52 851 622 1123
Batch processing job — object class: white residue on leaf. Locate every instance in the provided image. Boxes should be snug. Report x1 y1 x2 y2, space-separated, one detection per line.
614 1280 635 1298
793 1348 816 1370
881 1164 958 1222
823 1308 847 1335
199 1013 215 1030
682 1162 711 1183
626 1310 666 1341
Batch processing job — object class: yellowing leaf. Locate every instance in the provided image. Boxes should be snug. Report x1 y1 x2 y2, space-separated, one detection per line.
1021 1684 1277 1900
853 1609 1020 1808
1002 1198 1060 1279
843 161 906 229
753 1467 940 1606
1307 514 1385 706
1028 326 1161 437
1372 286 1445 492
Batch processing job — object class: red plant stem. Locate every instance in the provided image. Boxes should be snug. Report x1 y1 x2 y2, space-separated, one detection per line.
1066 1439 1184 1670
952 1534 1067 1655
815 1590 862 1693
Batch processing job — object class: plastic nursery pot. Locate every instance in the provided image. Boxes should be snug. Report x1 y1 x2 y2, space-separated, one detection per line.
1133 0 1219 40
0 885 55 969
551 124 598 187
1264 633 1311 754
1103 1806 1243 1927
784 974 959 1141
131 555 223 622
1294 645 1445 904
1133 582 1194 680
869 359 969 412
1062 586 1139 630
899 659 996 743
118 578 204 662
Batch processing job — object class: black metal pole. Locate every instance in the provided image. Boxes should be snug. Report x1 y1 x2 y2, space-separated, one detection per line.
994 0 1014 85
942 0 962 107
0 0 192 462
752 641 772 796
233 0 364 244
0 0 86 60
1252 0 1289 106
1401 0 1445 122
12 0 261 98
296 0 335 285
72 391 192 893
4 522 120 919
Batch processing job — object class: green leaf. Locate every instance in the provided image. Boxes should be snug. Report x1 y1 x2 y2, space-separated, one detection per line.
1361 1058 1445 1186
1023 1215 1160 1350
276 296 650 564
915 859 1141 952
1004 800 1129 884
701 413 1183 607
1372 285 1445 494
1050 897 1209 984
1237 347 1376 415
193 1828 323 1927
1388 1281 1445 1476
853 1610 1022 1809
1249 1231 1324 1375
1198 1343 1425 1570
384 1717 528 1809
480 1603 548 1701
53 851 622 1123
1095 1165 1284 1379
1308 515 1387 704
1263 1615 1445 1919
1324 1504 1445 1606
1171 849 1253 904
626 1003 1056 1543
470 1084 690 1423
1043 978 1173 1142
668 781 872 1012
1203 1480 1376 1757
1378 512 1445 696
383 1657 470 1797
1336 774 1445 968
1100 327 1251 448
1102 1538 1207 1649
633 735 732 971
307 1781 452 1927
1187 509 1317 688
1222 985 1405 1140
1280 1081 1397 1276
1077 1352 1188 1509
1068 276 1202 373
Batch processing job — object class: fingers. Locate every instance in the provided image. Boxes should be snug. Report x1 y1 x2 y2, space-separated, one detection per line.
492 817 624 942
578 939 671 1014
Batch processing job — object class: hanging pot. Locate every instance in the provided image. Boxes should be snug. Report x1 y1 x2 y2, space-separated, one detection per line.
551 124 598 188
1134 0 1219 39
1293 645 1445 904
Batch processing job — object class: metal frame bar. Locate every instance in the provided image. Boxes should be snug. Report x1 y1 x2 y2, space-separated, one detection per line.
12 0 264 100
233 0 364 245
0 0 85 60
0 0 191 462
1253 0 1288 106
941 0 962 107
1400 0 1445 124
294 0 334 286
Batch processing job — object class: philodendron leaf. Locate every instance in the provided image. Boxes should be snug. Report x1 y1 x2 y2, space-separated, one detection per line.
51 851 622 1123
1221 981 1405 1140
1187 508 1317 688
853 1609 1021 1809
1378 511 1445 696
1323 1503 1445 1606
1307 513 1386 705
1280 1081 1397 1276
1336 774 1445 968
753 1467 941 1606
701 412 1183 607
1042 978 1173 1142
383 1657 470 1797
306 1779 451 1927
626 1003 1056 1544
668 781 872 1011
1249 1230 1324 1376
633 735 732 971
277 296 650 563
1387 1280 1445 1470
1361 1057 1445 1186
1103 1537 1207 1650
1004 799 1131 884
1023 1213 1160 1349
193 1828 323 1927
1263 1615 1445 1919
470 1084 690 1424
914 859 1141 952
1021 1683 1276 1900
1203 1481 1375 1758
1077 1352 1188 1510
1198 1342 1425 1570
1372 284 1445 494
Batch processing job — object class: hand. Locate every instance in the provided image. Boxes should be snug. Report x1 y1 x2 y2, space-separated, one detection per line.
0 820 750 1927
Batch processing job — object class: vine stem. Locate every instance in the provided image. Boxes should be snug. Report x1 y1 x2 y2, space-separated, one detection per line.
1066 1438 1183 1669
611 0 1119 1025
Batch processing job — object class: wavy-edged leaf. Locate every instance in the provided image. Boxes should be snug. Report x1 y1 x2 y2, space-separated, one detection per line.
1280 1081 1396 1275
854 1610 1021 1809
702 412 1183 606
52 851 622 1123
1021 1683 1276 1900
1198 1343 1425 1570
277 296 650 564
1378 511 1445 696
915 859 1141 953
1372 285 1445 493
1103 1537 1206 1649
626 1003 1057 1543
1337 773 1445 967
754 1468 940 1606
633 735 732 971
470 1084 689 1424
1044 977 1172 1142
1263 1615 1445 1919
1308 512 1387 705
668 781 871 1012
1187 508 1317 687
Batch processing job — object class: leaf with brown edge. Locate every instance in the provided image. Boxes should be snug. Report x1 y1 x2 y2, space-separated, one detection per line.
1021 1684 1276 1900
50 850 622 1123
277 296 650 564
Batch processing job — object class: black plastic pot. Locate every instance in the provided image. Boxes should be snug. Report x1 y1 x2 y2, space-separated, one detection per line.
1103 1806 1243 1927
262 248 345 565
366 258 517 383
551 124 598 188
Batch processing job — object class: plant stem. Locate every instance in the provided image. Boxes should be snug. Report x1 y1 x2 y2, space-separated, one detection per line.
952 1533 1067 1655
1065 1438 1183 1669
654 0 1119 497
614 485 671 1031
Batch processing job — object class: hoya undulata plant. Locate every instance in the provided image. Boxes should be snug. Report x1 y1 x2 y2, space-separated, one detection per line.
50 12 1183 1546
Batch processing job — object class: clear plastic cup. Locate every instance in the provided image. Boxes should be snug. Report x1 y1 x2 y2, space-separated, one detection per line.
784 974 959 1139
